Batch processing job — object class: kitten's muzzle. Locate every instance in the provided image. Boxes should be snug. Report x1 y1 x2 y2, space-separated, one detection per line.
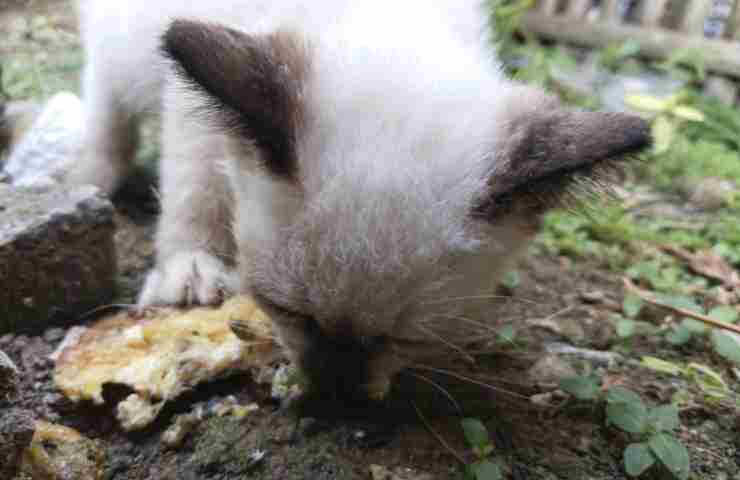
299 324 389 402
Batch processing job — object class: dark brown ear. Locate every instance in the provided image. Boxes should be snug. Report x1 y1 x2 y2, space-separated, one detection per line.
162 19 310 179
475 104 651 220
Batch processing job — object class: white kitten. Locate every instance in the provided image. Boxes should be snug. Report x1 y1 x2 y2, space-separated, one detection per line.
70 0 650 399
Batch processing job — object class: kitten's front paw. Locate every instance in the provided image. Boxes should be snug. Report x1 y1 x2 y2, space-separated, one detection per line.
137 250 239 307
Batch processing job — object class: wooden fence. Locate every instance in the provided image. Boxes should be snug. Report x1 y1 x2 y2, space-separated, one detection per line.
522 0 740 105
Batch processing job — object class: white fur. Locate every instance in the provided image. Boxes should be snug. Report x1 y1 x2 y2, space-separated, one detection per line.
72 0 542 393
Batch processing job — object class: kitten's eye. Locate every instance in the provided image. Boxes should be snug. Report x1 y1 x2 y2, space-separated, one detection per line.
252 291 305 320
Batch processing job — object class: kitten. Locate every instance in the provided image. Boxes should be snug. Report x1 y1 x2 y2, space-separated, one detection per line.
69 0 650 399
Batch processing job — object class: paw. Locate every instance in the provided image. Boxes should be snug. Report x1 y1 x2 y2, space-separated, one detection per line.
137 251 239 307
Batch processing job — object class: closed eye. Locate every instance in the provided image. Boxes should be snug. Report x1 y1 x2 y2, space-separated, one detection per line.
252 290 311 322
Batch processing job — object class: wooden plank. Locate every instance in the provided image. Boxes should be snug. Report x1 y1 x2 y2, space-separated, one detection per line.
600 0 623 23
699 1 739 104
637 0 670 27
539 0 560 15
521 10 740 77
729 0 740 38
566 0 592 18
681 0 712 34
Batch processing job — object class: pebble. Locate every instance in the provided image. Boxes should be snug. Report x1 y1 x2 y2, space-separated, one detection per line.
2 92 82 188
43 327 66 344
528 354 577 388
544 342 623 367
0 408 36 479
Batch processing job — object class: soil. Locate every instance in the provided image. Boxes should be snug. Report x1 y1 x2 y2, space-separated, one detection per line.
1 1 739 480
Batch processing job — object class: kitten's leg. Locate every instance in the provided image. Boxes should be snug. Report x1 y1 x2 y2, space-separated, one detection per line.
67 65 139 195
137 88 238 307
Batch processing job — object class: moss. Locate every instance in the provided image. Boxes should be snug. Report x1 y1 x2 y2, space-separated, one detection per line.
190 415 361 480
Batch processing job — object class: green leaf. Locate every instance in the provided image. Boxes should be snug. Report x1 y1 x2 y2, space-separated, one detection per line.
617 319 636 339
605 387 643 407
708 306 739 324
641 357 684 376
461 418 490 452
681 318 706 335
624 443 656 477
686 363 729 400
710 331 740 365
653 294 704 315
666 325 692 346
496 325 516 345
649 434 690 480
560 376 600 401
501 270 520 290
647 405 680 432
607 401 648 434
467 460 504 480
623 293 644 318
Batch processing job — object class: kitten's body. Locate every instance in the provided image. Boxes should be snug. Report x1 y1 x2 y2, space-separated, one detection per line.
71 0 650 398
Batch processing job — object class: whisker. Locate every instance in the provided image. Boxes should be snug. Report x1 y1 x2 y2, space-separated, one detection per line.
405 371 463 415
426 314 500 334
414 324 476 364
412 401 467 466
423 295 544 306
411 365 530 400
78 303 137 320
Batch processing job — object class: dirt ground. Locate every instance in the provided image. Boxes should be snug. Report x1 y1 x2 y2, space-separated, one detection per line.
1 1 739 479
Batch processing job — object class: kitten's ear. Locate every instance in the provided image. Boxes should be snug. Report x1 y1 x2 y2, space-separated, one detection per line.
162 19 310 179
474 90 651 220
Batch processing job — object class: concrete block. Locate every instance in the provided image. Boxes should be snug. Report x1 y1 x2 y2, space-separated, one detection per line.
0 185 116 334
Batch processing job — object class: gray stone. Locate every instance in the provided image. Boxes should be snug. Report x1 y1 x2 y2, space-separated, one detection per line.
544 342 623 367
0 408 36 479
528 354 577 387
2 92 81 188
0 348 19 400
689 177 737 211
0 184 116 334
1 99 42 166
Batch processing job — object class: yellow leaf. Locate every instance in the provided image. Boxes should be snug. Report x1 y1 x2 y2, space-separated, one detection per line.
652 116 676 154
672 106 705 122
625 94 667 112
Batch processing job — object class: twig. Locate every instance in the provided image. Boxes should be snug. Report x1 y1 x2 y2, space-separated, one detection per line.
623 278 740 335
412 401 467 466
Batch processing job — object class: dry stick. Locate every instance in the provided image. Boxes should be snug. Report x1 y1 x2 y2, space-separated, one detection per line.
623 278 740 335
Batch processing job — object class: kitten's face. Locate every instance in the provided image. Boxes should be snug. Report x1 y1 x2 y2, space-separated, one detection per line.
164 20 651 400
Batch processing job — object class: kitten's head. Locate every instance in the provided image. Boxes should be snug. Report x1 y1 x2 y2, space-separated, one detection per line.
163 20 651 401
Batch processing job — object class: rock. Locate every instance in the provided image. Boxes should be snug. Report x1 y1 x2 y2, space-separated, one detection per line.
0 99 42 159
528 354 577 388
162 408 205 449
544 343 622 368
43 327 66 344
549 61 686 114
370 465 434 480
0 348 19 400
0 184 115 334
20 421 105 480
2 92 82 188
689 177 736 211
0 408 35 479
